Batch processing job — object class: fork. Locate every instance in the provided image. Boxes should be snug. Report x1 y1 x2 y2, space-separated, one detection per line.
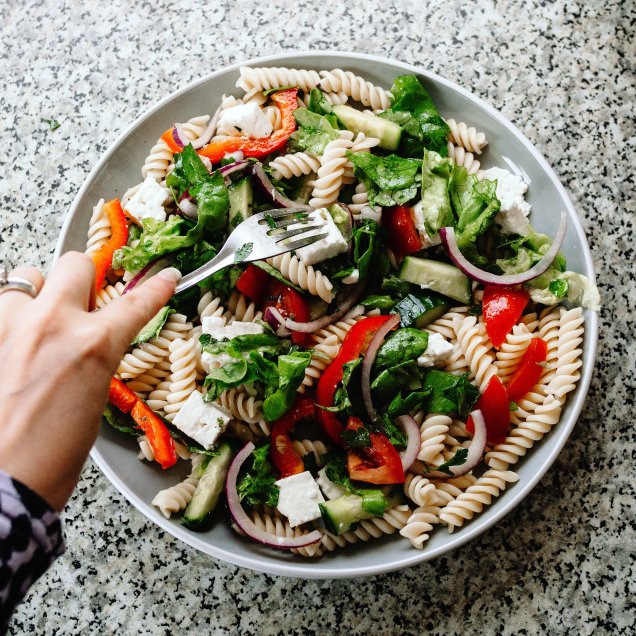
174 207 327 295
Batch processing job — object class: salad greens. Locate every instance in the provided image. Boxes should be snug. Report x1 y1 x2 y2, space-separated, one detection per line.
237 443 279 507
290 108 340 154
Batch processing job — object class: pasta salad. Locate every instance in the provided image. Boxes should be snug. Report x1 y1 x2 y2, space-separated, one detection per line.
91 66 600 556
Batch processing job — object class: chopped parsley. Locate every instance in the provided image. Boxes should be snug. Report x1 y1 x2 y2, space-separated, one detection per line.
41 117 61 131
234 242 253 264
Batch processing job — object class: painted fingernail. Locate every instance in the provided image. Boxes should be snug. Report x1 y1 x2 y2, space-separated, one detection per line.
156 267 182 283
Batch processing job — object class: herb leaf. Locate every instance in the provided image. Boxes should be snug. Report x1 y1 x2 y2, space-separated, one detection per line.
237 443 279 507
41 117 61 131
234 242 253 264
433 447 468 475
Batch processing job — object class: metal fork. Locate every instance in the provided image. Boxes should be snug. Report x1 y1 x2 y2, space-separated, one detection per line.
174 207 327 295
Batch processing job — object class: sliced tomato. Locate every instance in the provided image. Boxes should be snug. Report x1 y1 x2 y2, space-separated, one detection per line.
315 315 395 445
346 418 405 484
382 205 423 257
235 264 271 306
506 337 548 402
270 395 315 478
482 286 530 349
466 375 510 446
263 280 310 346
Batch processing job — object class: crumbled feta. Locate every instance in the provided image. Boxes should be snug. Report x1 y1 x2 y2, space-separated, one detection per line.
217 102 273 139
201 318 263 338
341 269 360 285
172 390 231 450
293 208 349 266
124 177 171 225
417 332 454 367
410 201 442 248
316 467 346 500
275 471 325 527
481 167 532 236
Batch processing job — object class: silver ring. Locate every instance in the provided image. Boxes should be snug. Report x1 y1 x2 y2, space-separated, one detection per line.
0 275 38 299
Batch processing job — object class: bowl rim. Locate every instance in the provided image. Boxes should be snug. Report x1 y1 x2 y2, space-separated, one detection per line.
55 50 598 579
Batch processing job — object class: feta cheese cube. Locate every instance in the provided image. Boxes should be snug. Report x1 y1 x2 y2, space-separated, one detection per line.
293 208 349 266
124 177 171 225
417 332 454 367
217 102 273 139
275 471 325 528
201 318 263 338
316 467 347 500
410 201 442 248
172 390 231 450
480 167 532 236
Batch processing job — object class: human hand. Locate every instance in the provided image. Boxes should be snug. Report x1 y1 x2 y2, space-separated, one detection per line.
0 252 181 511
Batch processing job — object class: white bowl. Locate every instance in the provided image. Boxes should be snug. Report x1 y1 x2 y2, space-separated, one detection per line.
55 51 598 579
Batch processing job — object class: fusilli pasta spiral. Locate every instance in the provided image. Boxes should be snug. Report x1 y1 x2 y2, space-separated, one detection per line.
163 338 197 421
447 141 480 174
403 474 438 507
269 152 321 180
267 253 334 303
309 131 354 208
95 282 125 309
548 307 584 399
319 69 392 111
237 66 321 95
348 182 380 220
415 413 452 466
217 387 263 424
85 198 110 254
226 290 262 322
291 439 328 466
298 335 340 393
494 323 533 384
399 505 441 549
454 315 497 391
446 119 488 154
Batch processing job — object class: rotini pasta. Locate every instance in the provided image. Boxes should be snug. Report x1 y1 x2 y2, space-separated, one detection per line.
447 140 480 174
399 505 441 549
494 323 533 384
291 439 328 466
319 69 392 111
217 387 263 424
85 198 110 254
237 66 321 95
446 119 488 154
454 315 497 391
309 131 354 208
403 474 438 507
269 152 321 180
267 252 334 303
163 337 197 421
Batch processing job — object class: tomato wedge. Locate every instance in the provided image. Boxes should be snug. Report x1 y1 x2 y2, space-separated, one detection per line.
346 418 405 484
270 395 315 479
315 315 394 445
466 375 510 446
506 337 548 402
236 264 271 306
482 286 530 349
382 205 423 257
263 280 310 346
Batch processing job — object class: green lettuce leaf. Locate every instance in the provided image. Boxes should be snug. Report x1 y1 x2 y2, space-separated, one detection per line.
420 370 480 417
290 108 340 154
347 151 422 207
237 443 279 507
375 328 429 371
420 149 454 236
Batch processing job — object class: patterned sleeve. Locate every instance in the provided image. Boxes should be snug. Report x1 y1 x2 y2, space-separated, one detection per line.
0 470 65 629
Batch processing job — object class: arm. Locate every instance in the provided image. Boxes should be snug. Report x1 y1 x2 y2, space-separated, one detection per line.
0 252 180 626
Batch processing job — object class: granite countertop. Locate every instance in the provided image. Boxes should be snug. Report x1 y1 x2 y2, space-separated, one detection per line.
1 0 634 634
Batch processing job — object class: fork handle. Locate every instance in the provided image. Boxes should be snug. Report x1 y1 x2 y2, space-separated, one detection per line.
174 248 235 295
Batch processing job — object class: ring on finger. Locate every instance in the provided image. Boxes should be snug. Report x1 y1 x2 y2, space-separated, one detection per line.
0 267 40 299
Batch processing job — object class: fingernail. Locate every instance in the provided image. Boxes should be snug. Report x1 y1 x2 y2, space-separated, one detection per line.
156 267 182 283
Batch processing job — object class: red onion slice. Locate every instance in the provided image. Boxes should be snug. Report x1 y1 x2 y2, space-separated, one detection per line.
395 414 420 471
226 442 322 550
264 306 292 337
190 104 223 150
122 255 176 295
219 159 251 176
172 125 188 148
282 283 366 333
252 163 312 211
439 211 567 286
361 313 401 424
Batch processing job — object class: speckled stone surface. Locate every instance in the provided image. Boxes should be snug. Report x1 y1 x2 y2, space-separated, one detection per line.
1 0 634 634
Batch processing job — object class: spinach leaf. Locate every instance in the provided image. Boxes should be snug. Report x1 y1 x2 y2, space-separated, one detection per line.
332 358 362 416
375 328 429 370
262 352 312 421
420 149 454 237
361 295 397 311
380 275 412 299
420 370 479 417
237 443 279 507
347 152 422 207
341 426 371 448
386 389 431 419
351 218 384 280
103 404 138 436
290 108 340 154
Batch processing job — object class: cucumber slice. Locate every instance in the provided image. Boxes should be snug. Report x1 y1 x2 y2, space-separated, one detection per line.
394 293 449 328
320 495 371 536
228 177 253 230
399 257 471 305
182 443 233 529
332 104 402 151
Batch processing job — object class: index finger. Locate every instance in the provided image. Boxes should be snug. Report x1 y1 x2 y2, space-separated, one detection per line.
38 252 96 311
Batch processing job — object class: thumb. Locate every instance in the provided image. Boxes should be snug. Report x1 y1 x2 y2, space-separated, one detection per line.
97 268 182 348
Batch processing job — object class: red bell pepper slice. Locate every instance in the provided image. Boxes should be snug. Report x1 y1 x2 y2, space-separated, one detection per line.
315 315 395 445
131 401 177 470
108 377 138 413
346 418 405 485
160 127 183 154
466 375 510 446
482 286 530 349
506 337 548 402
270 395 315 478
263 280 310 346
108 378 177 470
198 89 299 164
382 205 423 257
90 198 129 292
236 264 272 306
